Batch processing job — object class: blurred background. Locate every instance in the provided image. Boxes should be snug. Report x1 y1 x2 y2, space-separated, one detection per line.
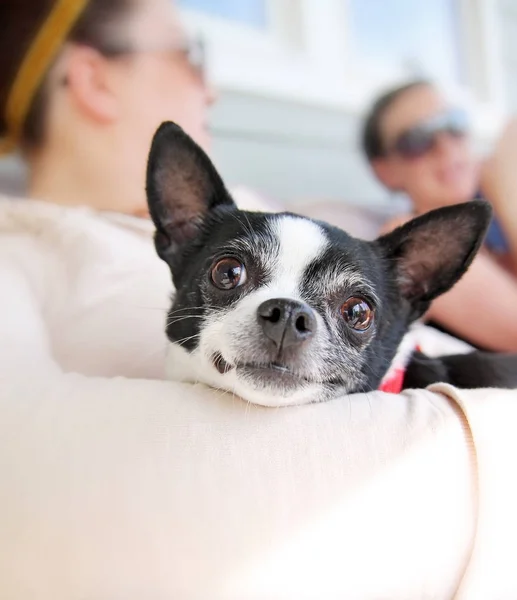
178 0 513 209
1 0 515 211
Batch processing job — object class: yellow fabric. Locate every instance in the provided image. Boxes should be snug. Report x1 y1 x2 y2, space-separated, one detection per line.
0 0 89 155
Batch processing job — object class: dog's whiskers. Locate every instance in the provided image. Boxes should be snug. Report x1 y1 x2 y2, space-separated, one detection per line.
174 333 201 346
168 305 217 314
166 315 205 326
230 211 255 242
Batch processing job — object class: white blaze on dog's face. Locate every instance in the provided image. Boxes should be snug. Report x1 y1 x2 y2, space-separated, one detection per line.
146 123 493 406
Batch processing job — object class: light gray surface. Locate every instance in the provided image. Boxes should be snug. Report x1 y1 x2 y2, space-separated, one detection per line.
210 91 389 208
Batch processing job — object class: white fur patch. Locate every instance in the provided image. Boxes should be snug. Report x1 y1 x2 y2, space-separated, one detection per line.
267 216 328 297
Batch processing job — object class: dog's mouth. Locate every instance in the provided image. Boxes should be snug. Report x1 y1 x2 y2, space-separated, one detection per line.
238 362 311 389
211 352 338 390
213 353 234 375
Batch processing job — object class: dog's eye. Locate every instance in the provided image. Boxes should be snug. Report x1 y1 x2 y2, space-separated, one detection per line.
211 258 247 290
340 297 374 331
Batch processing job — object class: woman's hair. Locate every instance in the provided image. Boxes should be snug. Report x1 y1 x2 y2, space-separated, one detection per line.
0 0 136 150
361 79 431 162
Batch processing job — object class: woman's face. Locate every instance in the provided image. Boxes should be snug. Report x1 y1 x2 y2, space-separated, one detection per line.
116 0 214 153
372 85 479 212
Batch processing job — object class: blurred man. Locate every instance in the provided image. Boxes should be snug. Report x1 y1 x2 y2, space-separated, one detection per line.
361 81 517 351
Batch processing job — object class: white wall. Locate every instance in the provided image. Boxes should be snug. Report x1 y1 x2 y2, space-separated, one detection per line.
499 0 517 111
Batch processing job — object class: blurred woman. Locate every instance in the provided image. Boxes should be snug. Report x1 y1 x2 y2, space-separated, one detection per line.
0 0 214 378
362 81 517 351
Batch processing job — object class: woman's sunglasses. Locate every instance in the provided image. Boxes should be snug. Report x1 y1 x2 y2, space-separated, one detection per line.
61 36 206 87
387 109 469 160
105 36 205 78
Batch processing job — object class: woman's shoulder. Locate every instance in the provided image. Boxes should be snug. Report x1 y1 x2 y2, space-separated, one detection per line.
0 196 81 278
0 194 156 261
0 195 56 246
0 196 68 300
0 195 129 292
0 194 96 237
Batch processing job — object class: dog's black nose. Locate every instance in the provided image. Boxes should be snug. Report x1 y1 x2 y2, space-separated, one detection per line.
257 298 317 349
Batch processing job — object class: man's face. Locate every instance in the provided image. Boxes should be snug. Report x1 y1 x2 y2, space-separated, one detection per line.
372 85 479 212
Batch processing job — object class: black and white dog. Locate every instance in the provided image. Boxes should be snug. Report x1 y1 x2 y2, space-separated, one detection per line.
146 122 517 407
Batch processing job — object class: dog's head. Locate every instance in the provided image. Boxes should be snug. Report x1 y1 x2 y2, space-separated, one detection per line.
146 122 491 406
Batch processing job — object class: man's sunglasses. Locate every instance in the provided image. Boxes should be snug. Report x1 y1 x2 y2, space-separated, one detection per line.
386 109 469 160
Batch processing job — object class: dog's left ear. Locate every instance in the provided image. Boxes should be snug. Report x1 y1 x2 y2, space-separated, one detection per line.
377 200 492 313
146 121 235 259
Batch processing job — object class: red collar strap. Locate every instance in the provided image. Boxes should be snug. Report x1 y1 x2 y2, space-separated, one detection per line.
378 336 421 394
378 367 407 394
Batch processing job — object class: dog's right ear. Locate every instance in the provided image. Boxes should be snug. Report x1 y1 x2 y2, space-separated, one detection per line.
146 122 235 260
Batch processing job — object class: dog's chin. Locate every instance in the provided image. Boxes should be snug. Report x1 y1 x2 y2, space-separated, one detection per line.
237 362 309 389
234 375 326 407
165 343 330 407
233 363 325 407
